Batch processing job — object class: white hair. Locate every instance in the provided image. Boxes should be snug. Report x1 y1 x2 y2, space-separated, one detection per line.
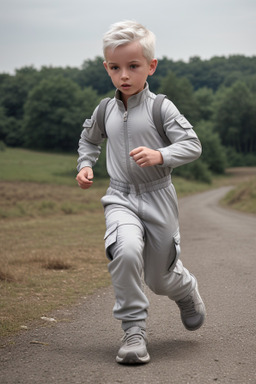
103 20 156 62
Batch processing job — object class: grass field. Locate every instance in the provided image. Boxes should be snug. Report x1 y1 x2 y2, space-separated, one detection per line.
0 148 255 341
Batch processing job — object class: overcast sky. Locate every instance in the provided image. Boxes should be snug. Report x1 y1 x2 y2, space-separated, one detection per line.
1 0 255 74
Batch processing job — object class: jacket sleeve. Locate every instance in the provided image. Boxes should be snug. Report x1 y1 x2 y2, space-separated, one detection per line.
157 99 202 169
77 106 105 172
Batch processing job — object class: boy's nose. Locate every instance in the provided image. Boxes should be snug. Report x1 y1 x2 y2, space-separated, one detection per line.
121 70 129 80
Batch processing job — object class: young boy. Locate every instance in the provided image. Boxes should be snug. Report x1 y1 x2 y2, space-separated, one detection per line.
76 20 206 365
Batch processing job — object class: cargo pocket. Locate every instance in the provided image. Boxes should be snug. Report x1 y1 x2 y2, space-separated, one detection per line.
168 230 181 272
104 222 118 260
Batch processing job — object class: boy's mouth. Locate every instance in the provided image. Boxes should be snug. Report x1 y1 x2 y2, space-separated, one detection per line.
121 84 131 89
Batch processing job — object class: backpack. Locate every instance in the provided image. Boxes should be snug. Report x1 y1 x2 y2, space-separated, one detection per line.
96 94 171 146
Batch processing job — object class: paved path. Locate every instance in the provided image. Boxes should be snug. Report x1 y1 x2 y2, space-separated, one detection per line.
1 187 256 384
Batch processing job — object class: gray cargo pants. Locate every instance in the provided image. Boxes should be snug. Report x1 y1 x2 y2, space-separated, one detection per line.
101 176 195 330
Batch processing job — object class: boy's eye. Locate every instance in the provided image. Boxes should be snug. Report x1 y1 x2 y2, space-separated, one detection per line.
110 66 119 70
130 64 138 69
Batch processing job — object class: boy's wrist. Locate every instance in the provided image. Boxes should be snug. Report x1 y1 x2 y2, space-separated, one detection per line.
156 148 169 167
156 150 163 165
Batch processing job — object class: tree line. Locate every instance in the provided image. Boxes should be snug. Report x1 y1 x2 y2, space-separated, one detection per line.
0 55 255 182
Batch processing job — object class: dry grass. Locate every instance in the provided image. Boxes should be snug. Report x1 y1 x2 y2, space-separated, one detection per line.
0 268 16 283
221 175 256 214
0 181 110 340
43 258 72 270
0 180 106 219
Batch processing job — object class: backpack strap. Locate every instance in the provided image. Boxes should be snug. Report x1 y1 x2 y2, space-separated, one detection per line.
96 97 111 138
152 94 170 146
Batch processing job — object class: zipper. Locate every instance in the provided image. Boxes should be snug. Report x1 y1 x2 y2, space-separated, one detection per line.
123 111 140 194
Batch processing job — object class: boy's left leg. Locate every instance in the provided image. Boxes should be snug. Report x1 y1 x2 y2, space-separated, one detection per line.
144 241 206 331
144 242 206 331
142 187 205 331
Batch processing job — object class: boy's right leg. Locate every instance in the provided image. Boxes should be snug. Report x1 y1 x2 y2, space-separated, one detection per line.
107 223 149 328
104 208 150 363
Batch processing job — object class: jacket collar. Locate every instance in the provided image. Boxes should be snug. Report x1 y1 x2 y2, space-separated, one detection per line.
115 82 150 110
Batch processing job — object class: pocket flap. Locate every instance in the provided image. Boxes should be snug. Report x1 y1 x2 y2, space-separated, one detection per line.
168 229 181 272
104 222 118 247
104 222 118 239
175 116 193 129
104 222 118 260
173 230 180 246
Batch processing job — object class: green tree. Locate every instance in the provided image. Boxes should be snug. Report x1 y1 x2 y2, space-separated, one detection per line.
0 67 40 146
0 107 23 146
0 67 39 119
78 57 113 95
22 76 98 151
158 71 199 122
213 81 256 154
38 66 81 85
0 107 8 141
194 87 214 121
196 120 227 173
155 55 256 92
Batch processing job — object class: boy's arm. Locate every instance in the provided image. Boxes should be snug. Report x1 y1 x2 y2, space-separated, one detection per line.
77 106 105 187
156 99 202 169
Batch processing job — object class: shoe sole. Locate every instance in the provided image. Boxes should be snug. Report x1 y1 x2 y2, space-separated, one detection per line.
116 352 150 364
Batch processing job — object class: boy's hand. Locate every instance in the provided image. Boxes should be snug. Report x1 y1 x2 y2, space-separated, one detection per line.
130 147 163 167
76 167 94 189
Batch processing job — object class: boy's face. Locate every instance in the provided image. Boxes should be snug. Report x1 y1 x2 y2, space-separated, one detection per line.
103 41 157 106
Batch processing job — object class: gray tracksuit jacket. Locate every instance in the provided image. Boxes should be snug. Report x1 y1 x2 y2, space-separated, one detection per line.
77 83 202 325
77 83 201 184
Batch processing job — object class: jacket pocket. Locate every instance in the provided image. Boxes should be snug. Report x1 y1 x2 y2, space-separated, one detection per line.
104 222 118 260
175 115 193 129
168 230 181 272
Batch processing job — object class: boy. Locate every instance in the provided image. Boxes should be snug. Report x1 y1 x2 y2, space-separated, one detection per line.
76 20 206 364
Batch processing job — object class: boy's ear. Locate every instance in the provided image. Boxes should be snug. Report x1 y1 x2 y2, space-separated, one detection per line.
148 59 158 76
103 61 109 75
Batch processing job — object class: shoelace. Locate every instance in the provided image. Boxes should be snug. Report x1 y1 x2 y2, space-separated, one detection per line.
123 331 145 347
177 297 197 317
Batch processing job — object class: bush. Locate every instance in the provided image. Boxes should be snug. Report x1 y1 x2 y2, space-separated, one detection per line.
173 159 212 183
225 147 256 167
0 140 6 151
196 120 227 174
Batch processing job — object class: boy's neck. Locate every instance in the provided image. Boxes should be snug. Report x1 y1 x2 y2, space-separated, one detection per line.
117 82 148 109
121 93 129 109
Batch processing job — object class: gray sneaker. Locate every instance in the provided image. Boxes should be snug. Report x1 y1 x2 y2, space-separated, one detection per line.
116 326 150 364
176 279 206 331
